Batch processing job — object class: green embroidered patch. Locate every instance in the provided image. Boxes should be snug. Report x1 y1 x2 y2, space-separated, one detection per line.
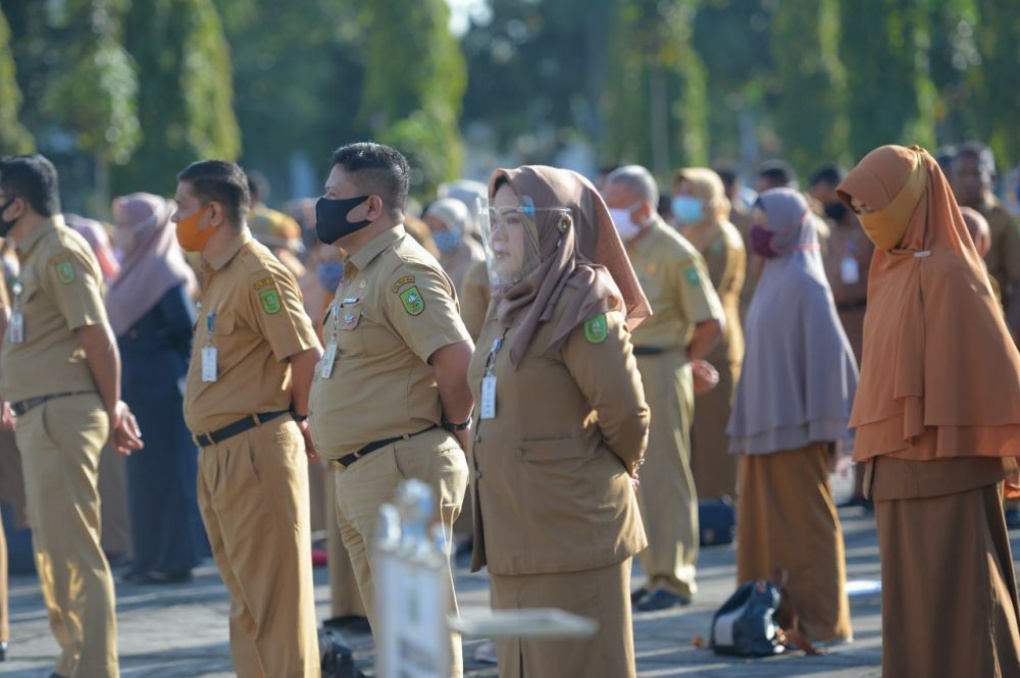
259 288 282 314
686 267 701 286
584 314 608 344
56 260 75 284
399 286 425 316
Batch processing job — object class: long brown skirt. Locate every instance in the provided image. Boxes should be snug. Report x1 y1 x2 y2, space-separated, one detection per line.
488 559 635 678
737 444 852 642
691 354 739 500
875 458 1020 677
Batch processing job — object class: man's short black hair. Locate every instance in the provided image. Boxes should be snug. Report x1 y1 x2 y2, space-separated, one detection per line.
954 141 997 176
331 142 409 216
809 164 844 189
712 165 738 192
177 160 250 225
0 154 61 217
246 170 269 202
757 159 797 189
934 145 957 172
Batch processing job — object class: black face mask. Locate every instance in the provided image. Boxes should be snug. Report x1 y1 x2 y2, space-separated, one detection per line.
315 196 372 245
0 198 19 237
824 201 848 223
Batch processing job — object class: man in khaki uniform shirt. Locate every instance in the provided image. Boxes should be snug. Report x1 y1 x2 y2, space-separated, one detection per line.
604 165 723 611
174 161 322 678
951 143 1020 341
0 269 9 659
0 155 143 678
308 143 473 678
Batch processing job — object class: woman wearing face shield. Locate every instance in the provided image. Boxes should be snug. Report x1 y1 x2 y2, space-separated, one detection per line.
467 166 651 678
672 168 746 501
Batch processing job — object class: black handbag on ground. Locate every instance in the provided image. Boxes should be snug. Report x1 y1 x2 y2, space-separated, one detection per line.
699 496 736 546
709 580 786 657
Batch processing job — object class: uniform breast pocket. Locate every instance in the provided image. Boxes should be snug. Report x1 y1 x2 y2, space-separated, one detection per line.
334 308 366 357
207 311 243 372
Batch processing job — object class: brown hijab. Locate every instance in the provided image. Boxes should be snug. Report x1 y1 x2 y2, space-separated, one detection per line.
489 166 651 367
837 145 1020 462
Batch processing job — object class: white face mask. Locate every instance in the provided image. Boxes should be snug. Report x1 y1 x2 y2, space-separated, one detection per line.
608 202 647 243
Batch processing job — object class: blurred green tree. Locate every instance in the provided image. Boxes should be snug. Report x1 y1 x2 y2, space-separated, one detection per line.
0 7 34 155
602 0 708 181
972 0 1020 166
111 0 240 197
356 0 466 196
767 0 849 176
38 0 140 210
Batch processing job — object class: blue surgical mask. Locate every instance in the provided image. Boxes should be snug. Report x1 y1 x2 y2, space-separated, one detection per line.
672 195 705 224
432 229 461 255
317 261 344 292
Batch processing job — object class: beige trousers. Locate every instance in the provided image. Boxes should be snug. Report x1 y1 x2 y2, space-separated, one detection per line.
197 417 320 678
334 428 469 678
322 458 366 618
489 559 635 678
17 393 118 678
634 352 699 598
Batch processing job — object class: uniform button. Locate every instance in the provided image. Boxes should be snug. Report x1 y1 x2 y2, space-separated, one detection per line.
515 448 524 458
474 434 482 443
475 470 483 480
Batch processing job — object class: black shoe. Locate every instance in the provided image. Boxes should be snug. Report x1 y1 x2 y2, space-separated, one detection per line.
323 615 371 633
635 589 691 612
0 640 6 661
629 586 649 605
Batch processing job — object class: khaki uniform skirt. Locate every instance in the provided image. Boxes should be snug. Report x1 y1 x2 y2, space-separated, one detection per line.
869 455 1020 677
488 559 635 678
737 442 852 642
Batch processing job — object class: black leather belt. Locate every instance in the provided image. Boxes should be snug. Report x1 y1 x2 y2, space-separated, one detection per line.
12 391 95 417
633 346 664 356
193 410 289 448
836 299 868 312
334 425 438 470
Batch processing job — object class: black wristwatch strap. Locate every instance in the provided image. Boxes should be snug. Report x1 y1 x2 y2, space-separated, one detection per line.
442 417 471 432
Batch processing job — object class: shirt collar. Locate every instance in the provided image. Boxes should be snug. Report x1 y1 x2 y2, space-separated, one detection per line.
627 215 665 256
203 228 252 272
347 224 406 271
16 214 64 257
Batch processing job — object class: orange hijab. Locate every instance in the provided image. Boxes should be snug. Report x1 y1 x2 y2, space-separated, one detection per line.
837 145 1020 462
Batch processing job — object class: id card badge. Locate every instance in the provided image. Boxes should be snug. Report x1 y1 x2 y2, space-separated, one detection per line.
201 346 218 382
8 313 23 344
320 341 337 379
480 376 497 419
840 257 860 284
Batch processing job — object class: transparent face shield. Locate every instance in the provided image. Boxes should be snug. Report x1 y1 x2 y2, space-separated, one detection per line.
477 195 572 289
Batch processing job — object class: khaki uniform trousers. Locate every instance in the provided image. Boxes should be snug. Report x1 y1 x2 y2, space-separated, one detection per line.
634 351 699 598
322 459 366 618
0 517 6 642
334 428 469 678
17 393 118 678
197 418 320 678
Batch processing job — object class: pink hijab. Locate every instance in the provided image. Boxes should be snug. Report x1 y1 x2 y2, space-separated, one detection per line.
106 193 197 337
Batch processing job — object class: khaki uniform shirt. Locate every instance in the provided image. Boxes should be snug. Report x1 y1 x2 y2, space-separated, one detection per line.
822 215 874 362
309 225 471 460
683 220 746 371
468 289 649 575
183 230 318 434
979 196 1020 306
0 216 106 403
458 259 491 341
439 238 485 294
626 217 724 358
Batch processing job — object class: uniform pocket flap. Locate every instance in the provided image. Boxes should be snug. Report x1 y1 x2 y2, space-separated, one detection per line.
518 439 589 462
210 312 236 335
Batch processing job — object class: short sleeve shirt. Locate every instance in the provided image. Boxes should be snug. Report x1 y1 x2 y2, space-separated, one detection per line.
309 225 472 460
183 230 319 433
626 218 723 359
0 216 107 403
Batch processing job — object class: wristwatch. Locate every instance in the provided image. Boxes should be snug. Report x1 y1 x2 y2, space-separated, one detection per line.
442 417 471 432
292 411 309 423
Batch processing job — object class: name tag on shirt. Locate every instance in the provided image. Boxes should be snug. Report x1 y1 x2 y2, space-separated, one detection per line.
201 346 218 382
320 341 337 379
8 313 23 344
480 376 497 420
840 257 860 285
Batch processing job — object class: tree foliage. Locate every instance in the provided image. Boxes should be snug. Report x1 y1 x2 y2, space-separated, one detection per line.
0 7 33 155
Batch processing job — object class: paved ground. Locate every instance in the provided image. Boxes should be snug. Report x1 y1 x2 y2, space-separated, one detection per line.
2 505 1017 677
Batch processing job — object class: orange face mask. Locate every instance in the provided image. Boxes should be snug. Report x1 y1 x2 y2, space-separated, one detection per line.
175 205 213 252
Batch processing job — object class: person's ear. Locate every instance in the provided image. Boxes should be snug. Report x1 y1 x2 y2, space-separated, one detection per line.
367 196 387 221
207 202 225 228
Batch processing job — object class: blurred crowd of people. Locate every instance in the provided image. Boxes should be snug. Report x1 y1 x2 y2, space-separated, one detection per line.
0 135 1017 678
